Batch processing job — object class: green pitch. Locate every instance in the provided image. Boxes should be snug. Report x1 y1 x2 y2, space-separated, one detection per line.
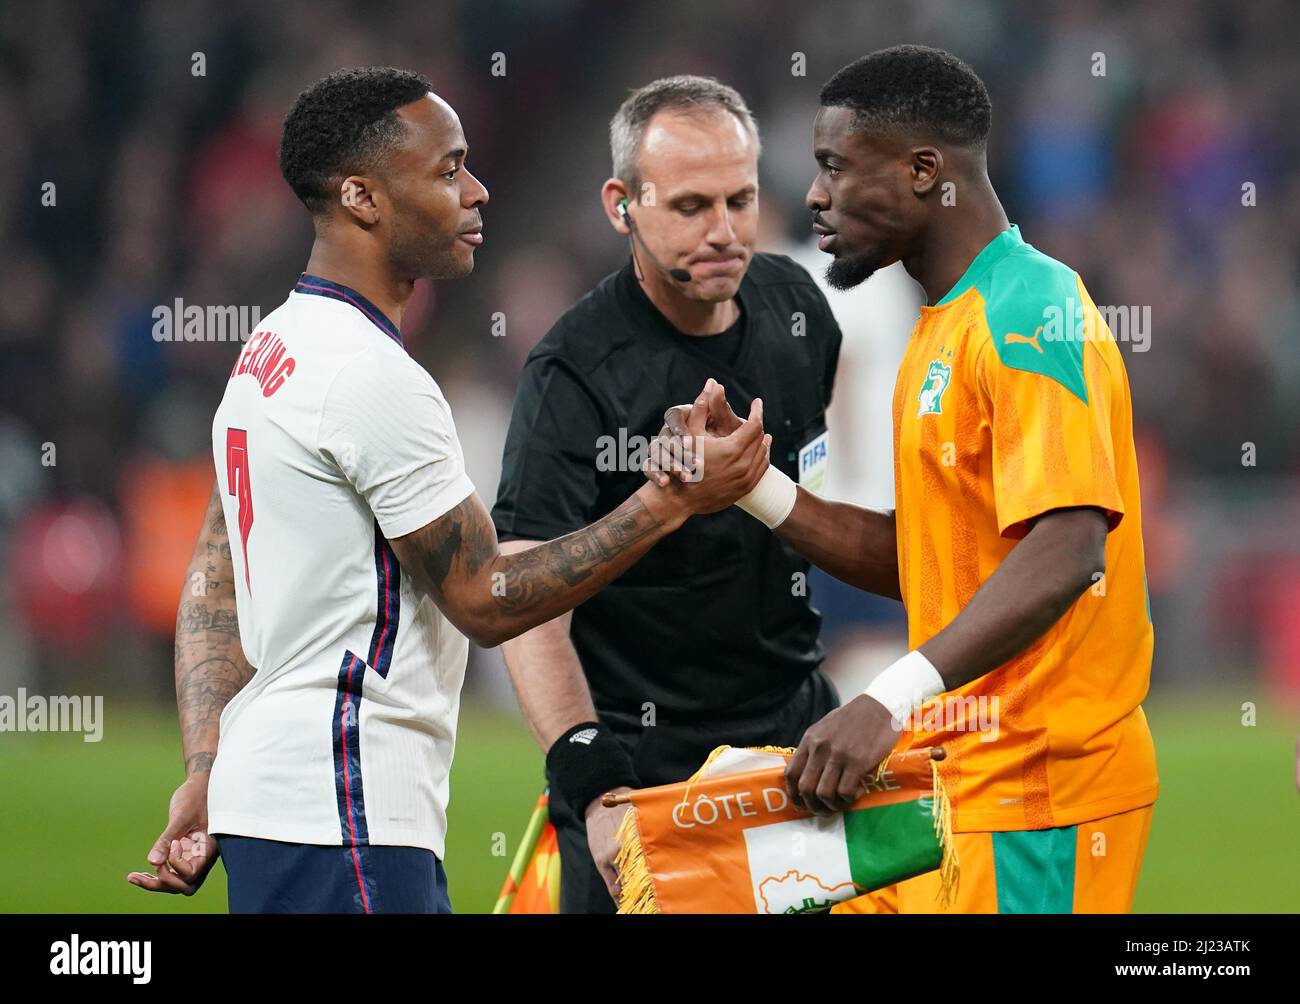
0 692 1295 913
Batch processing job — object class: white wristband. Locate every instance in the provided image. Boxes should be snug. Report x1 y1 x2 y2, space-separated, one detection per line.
863 650 946 729
735 465 798 529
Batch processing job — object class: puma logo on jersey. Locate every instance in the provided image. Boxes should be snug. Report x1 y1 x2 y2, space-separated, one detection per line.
1004 326 1044 353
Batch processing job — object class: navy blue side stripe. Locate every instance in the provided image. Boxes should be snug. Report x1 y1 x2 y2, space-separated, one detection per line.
366 523 400 679
332 650 371 848
331 648 375 911
330 528 402 862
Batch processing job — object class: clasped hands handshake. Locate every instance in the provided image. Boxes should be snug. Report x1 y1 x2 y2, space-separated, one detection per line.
642 377 758 500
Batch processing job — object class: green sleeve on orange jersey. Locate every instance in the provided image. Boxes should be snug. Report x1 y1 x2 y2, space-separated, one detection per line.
973 253 1125 538
980 248 1088 403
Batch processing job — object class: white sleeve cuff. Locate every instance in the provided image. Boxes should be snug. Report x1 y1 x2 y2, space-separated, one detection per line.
376 473 477 540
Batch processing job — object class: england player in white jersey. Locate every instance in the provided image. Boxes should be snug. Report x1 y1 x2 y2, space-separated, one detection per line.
208 275 476 861
128 67 772 913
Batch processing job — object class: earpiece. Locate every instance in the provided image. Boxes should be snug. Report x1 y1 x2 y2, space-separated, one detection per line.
618 197 690 283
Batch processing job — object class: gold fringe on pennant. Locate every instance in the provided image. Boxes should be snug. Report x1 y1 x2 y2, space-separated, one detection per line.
615 745 795 914
930 756 961 908
681 744 795 802
870 749 959 906
612 798 660 914
612 745 961 913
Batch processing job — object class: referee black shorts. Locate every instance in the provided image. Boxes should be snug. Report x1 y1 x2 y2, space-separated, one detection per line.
215 834 452 914
547 669 840 914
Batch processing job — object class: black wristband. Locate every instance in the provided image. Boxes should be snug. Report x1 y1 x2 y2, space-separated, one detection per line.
545 721 640 815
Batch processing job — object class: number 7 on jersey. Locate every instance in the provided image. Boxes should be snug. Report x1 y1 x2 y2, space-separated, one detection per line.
226 427 254 591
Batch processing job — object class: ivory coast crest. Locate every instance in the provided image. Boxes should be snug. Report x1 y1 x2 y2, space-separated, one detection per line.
916 359 952 417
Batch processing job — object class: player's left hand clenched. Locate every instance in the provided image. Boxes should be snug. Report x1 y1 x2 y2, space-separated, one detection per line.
785 695 900 815
127 774 220 895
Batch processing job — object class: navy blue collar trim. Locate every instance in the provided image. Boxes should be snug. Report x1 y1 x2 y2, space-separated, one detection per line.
294 274 403 345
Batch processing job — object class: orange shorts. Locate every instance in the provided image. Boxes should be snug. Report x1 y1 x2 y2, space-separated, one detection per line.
832 803 1154 914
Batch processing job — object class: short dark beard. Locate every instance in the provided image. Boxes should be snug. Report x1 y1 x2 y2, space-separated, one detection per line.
825 247 885 291
385 187 467 281
386 222 464 281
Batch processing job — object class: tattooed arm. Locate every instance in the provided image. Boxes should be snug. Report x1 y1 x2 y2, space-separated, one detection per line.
175 480 257 777
129 481 253 895
390 401 771 648
393 484 678 649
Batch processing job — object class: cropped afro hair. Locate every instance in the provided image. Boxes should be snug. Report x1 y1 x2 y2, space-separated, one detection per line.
279 67 434 216
820 45 991 147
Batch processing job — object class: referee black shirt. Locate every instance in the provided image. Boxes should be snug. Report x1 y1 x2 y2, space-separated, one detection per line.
491 252 842 722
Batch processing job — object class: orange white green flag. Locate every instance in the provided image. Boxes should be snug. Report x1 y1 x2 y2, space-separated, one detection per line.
612 746 956 914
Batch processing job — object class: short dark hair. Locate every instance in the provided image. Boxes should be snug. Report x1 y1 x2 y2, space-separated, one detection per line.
279 66 434 216
820 45 991 147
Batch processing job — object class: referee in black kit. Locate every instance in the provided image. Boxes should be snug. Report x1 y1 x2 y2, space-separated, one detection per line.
491 76 842 913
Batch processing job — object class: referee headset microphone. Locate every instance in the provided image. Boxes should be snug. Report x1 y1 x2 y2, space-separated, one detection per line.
618 196 691 283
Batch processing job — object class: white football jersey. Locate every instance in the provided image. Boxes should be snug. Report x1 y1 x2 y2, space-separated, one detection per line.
208 274 475 858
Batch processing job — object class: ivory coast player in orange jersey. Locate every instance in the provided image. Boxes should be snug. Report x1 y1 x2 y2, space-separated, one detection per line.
658 45 1157 913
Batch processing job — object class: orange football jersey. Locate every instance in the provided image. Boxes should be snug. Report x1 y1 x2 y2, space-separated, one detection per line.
891 225 1158 832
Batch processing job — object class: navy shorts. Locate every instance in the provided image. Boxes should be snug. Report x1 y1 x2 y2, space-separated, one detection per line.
215 834 453 914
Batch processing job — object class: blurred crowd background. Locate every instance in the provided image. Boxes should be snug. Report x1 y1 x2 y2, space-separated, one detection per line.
1 0 1299 912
